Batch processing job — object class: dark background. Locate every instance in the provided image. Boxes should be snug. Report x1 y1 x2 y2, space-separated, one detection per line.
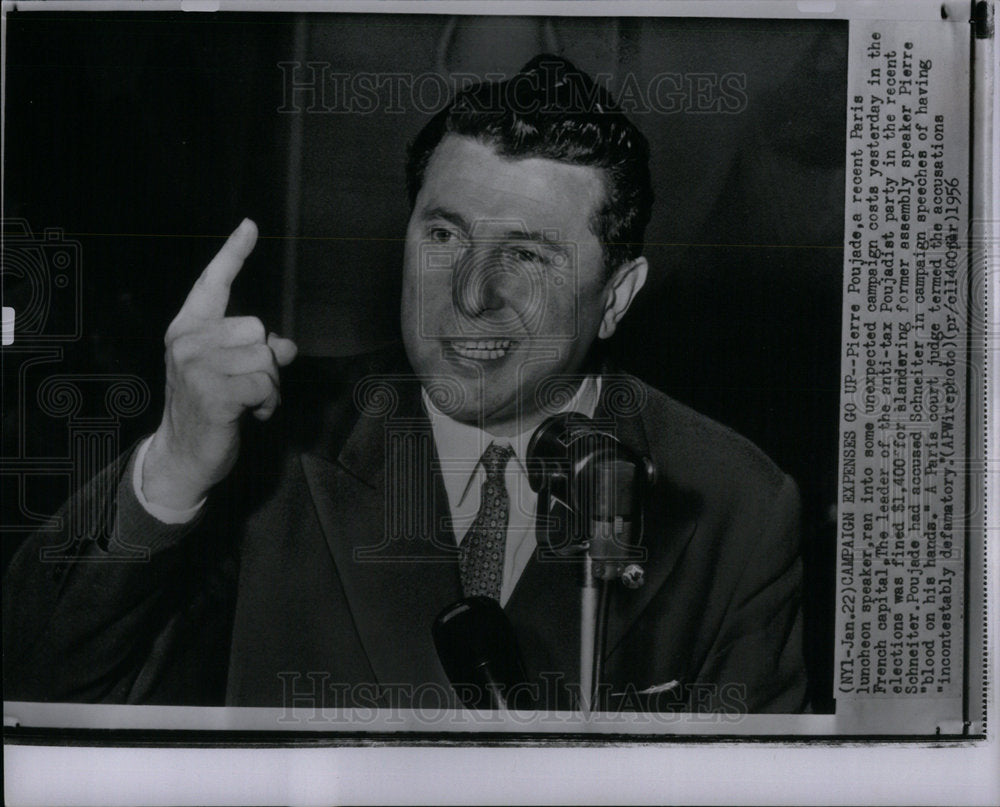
2 12 846 712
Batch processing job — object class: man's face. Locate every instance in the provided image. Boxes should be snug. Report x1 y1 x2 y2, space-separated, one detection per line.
401 135 627 435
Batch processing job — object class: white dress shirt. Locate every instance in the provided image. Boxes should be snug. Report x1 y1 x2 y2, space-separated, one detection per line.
135 376 601 605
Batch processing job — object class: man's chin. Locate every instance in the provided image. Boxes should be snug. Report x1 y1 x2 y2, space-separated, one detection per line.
418 377 515 429
417 347 514 405
424 386 492 424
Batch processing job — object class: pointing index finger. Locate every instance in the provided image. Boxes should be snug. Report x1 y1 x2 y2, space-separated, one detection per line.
177 219 258 321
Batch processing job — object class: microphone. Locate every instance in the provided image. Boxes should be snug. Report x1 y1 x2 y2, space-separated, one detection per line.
527 413 655 582
586 451 642 582
432 596 530 710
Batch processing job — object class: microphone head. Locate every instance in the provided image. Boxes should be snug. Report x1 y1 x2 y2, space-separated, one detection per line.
526 412 593 493
527 413 656 575
432 596 529 710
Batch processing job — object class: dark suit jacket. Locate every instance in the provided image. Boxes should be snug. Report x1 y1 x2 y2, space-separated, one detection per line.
4 354 807 714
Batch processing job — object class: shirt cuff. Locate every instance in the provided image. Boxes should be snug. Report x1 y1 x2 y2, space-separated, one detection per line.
132 435 206 524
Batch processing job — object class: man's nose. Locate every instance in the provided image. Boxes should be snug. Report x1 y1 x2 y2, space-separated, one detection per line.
452 244 512 320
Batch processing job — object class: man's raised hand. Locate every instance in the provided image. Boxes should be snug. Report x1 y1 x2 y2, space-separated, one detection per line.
143 219 298 510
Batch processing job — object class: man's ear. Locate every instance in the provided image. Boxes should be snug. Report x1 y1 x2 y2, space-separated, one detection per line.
598 256 648 340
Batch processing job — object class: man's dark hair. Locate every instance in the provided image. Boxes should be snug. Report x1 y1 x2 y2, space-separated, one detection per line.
405 54 654 275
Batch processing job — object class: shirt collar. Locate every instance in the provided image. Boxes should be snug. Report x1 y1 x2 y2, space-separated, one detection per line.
422 375 602 510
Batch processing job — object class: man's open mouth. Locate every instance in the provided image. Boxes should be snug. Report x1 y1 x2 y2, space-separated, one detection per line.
449 339 517 360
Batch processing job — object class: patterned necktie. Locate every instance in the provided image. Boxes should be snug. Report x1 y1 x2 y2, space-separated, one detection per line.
459 442 515 601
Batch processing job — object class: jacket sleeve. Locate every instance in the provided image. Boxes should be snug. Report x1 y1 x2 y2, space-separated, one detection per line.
2 440 213 703
694 473 808 714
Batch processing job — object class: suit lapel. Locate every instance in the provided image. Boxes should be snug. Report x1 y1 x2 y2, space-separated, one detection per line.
504 534 583 705
300 375 461 695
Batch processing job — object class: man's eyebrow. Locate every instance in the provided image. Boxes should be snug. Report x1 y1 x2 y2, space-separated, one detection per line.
503 230 570 254
421 206 470 234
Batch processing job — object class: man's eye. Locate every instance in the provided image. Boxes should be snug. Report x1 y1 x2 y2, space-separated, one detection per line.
506 246 544 264
428 227 458 244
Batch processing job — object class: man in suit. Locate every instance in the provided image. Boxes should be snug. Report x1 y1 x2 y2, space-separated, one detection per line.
3 56 807 714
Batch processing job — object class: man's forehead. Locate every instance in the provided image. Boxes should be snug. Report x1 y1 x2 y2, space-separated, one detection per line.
417 135 606 233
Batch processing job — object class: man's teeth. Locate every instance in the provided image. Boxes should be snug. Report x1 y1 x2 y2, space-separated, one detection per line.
452 339 515 359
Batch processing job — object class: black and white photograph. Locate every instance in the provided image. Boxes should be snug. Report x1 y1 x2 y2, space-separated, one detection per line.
1 0 995 804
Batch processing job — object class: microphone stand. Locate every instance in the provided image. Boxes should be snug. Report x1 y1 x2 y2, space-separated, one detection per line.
579 555 597 717
579 556 611 717
593 574 611 712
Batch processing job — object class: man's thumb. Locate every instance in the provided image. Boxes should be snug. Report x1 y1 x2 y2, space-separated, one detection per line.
267 333 298 367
